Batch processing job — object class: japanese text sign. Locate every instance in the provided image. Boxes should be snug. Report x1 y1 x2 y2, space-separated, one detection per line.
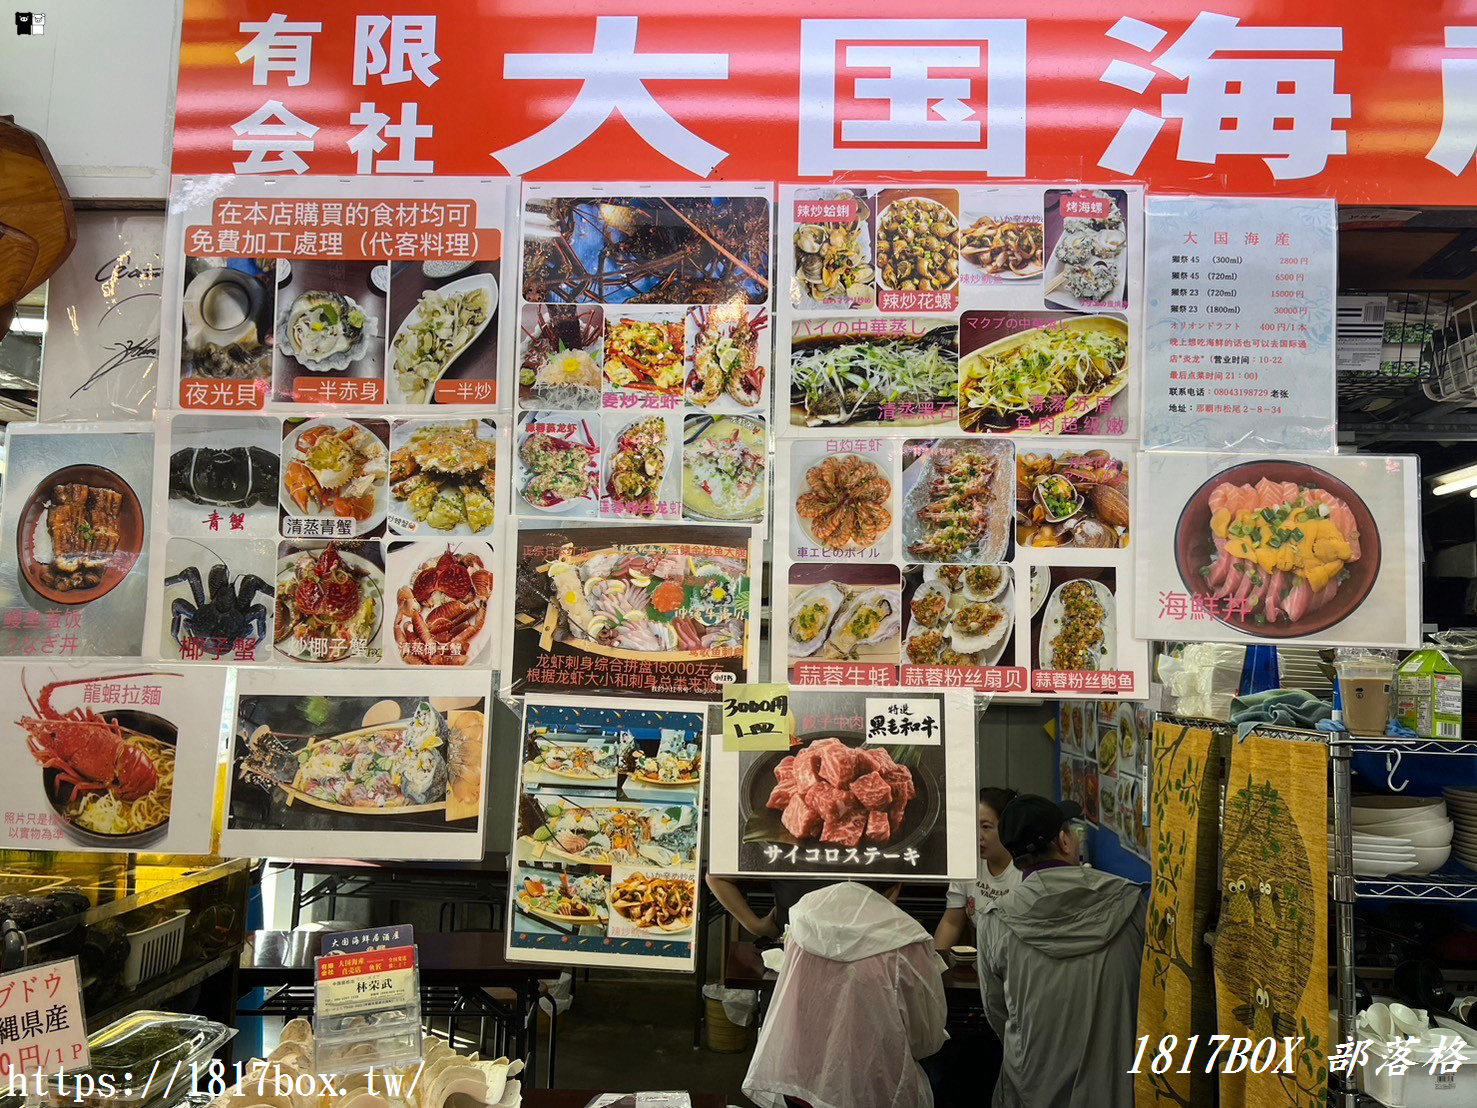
0 958 87 1078
865 697 942 746
178 3 1477 203
321 925 414 954
722 685 793 752
1142 196 1337 453
315 945 418 1017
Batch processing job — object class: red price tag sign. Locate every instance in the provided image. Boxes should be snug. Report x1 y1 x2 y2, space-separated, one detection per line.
1059 190 1113 220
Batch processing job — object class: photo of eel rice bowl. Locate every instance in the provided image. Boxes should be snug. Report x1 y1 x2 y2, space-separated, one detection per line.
1177 463 1380 637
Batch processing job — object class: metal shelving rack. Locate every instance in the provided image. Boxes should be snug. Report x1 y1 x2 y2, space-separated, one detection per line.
1328 732 1477 1107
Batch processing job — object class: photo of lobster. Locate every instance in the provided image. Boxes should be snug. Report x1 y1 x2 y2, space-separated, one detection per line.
16 670 178 845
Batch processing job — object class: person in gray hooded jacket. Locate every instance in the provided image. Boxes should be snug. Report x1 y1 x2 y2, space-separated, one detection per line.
976 795 1146 1108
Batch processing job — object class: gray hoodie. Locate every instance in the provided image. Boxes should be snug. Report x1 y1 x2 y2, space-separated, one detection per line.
976 866 1146 1108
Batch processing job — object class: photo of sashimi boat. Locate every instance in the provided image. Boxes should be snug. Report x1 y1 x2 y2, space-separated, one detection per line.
516 793 698 869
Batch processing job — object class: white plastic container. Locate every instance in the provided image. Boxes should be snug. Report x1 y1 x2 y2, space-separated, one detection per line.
122 907 189 987
1359 1033 1477 1107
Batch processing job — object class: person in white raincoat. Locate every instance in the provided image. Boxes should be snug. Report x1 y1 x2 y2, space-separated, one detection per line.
742 881 949 1108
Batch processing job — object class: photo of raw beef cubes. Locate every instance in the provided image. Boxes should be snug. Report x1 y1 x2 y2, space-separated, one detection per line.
765 738 916 846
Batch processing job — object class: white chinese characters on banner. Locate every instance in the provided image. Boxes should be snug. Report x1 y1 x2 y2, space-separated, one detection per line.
1429 27 1477 176
797 19 1026 177
495 17 730 177
1098 12 1351 181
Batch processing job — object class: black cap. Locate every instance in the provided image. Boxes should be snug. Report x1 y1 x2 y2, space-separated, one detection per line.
999 794 1082 857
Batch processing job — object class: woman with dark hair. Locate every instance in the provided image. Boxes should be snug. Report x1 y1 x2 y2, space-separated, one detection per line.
933 786 1020 952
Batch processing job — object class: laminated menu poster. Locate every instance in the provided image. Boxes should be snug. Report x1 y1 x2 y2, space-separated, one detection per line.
1134 452 1422 648
708 689 976 881
772 185 1149 701
772 436 1148 699
162 176 513 411
143 413 508 672
0 663 226 854
507 697 707 971
0 424 154 658
1058 700 1151 862
509 524 760 701
220 669 490 861
512 186 772 529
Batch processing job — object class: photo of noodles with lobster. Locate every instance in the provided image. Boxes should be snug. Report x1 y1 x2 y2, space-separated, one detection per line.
10 670 189 848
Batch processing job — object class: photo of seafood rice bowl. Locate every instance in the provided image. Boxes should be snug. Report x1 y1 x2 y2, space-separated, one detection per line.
1177 462 1381 637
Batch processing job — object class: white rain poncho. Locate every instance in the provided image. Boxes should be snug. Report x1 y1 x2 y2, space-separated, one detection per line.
742 882 948 1108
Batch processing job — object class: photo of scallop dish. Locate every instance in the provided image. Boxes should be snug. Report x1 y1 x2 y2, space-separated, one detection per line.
901 438 1013 564
683 415 767 523
519 304 603 410
787 564 902 668
900 564 1015 672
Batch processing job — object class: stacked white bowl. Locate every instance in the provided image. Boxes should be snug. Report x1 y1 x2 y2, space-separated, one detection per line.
1347 796 1453 876
1445 787 1477 870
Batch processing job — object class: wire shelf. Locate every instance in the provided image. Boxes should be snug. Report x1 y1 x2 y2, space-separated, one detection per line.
1354 867 1477 901
1334 735 1477 756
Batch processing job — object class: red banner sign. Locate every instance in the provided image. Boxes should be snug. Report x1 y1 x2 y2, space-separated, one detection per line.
175 3 1477 204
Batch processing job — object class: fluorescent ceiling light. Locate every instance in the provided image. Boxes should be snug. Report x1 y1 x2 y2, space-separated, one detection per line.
6 317 45 335
1434 474 1477 496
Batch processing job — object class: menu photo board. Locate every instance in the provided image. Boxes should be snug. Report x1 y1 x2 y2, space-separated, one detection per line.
708 688 977 882
0 663 227 855
1134 451 1422 648
510 184 773 530
142 412 510 673
1058 699 1150 862
507 696 708 971
220 668 491 861
772 184 1148 700
162 176 514 412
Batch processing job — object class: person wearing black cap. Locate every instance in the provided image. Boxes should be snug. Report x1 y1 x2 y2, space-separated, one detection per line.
975 794 1146 1108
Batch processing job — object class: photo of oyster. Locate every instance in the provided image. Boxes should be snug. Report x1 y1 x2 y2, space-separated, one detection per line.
280 290 371 370
826 588 901 659
789 581 844 660
786 573 902 667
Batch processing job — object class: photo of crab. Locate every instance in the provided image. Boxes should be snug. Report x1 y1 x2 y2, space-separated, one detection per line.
518 303 603 411
1043 189 1129 312
790 187 875 310
223 672 490 861
158 537 274 663
521 192 771 306
386 540 494 667
788 441 899 561
0 665 227 853
179 257 277 383
274 539 385 665
787 563 902 670
387 418 498 536
788 317 959 428
898 563 1016 674
279 416 390 539
166 414 280 537
511 525 758 701
270 258 386 403
684 304 769 411
0 426 154 657
1031 568 1117 678
515 411 601 518
601 413 680 520
384 259 499 406
900 438 1013 565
